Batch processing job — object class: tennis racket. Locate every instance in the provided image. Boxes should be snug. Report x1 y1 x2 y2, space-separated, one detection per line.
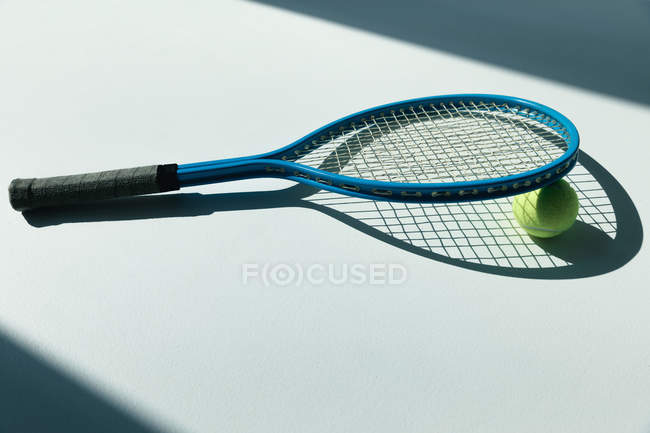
8 94 579 212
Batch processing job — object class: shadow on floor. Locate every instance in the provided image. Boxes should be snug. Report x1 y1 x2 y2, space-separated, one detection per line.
248 0 650 106
24 151 643 279
0 330 163 433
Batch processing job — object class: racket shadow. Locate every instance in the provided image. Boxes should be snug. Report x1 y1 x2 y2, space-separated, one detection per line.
24 151 642 279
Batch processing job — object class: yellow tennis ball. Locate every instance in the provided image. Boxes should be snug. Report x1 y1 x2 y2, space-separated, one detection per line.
512 179 579 238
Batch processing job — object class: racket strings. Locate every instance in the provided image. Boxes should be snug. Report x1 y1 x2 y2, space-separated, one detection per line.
411 106 494 180
320 113 561 178
306 161 614 269
364 103 565 181
287 101 569 183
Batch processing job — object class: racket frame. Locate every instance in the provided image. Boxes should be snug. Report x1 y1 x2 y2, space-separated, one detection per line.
177 94 579 202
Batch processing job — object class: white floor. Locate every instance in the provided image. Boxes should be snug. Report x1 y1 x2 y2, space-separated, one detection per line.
2 1 649 432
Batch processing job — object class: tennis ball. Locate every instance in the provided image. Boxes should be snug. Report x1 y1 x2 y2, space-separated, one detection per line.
512 179 579 238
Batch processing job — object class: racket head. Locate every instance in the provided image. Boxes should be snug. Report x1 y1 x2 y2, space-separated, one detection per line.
266 94 579 202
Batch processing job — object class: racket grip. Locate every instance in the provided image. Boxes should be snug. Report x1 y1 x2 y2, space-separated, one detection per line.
8 164 179 211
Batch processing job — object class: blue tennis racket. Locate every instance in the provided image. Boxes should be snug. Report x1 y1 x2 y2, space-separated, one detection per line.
9 94 579 211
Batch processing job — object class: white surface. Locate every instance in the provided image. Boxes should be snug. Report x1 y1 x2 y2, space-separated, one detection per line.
1 1 649 432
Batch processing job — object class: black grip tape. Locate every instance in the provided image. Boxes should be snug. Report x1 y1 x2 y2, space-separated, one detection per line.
157 163 180 192
9 164 179 211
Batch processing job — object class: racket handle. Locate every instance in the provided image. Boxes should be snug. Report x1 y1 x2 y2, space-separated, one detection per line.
8 164 179 211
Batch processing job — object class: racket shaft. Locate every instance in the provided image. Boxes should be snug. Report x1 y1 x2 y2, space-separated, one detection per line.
176 160 271 187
